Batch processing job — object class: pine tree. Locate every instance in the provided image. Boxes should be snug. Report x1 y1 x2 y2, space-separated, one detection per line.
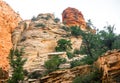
8 48 26 83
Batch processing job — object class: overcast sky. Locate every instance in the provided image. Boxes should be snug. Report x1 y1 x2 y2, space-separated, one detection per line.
4 0 120 34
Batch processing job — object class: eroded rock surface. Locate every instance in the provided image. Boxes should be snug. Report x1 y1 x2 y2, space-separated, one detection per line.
62 7 86 30
95 50 120 83
40 65 91 83
0 0 22 79
12 13 82 76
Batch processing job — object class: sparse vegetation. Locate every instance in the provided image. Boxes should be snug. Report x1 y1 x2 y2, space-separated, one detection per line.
41 14 52 20
54 18 60 23
24 22 27 30
73 49 81 54
44 56 66 73
73 67 101 83
35 23 46 28
70 59 82 68
0 68 8 80
31 16 36 21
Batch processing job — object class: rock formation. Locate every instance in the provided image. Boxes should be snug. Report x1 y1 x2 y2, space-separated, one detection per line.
95 50 120 83
0 0 22 79
12 13 82 77
40 65 91 83
62 7 86 30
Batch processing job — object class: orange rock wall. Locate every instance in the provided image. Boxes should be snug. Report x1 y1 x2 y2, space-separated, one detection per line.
62 7 86 30
95 50 120 83
0 0 22 73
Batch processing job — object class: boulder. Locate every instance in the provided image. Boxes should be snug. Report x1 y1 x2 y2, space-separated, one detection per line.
62 7 86 30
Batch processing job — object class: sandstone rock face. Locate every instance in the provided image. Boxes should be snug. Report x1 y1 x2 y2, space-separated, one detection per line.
0 0 22 78
40 65 91 83
95 50 120 83
62 7 86 30
12 13 82 75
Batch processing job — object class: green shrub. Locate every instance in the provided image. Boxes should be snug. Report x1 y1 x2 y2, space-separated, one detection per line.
31 16 36 21
40 15 52 20
35 23 46 28
67 52 75 59
70 60 82 68
54 18 60 23
28 71 41 79
44 56 66 73
55 39 72 52
24 22 27 30
70 26 81 37
61 26 70 32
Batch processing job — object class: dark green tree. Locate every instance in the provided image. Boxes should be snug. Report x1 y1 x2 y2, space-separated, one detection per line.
70 26 81 37
69 20 120 65
55 39 72 52
8 48 26 83
98 25 118 51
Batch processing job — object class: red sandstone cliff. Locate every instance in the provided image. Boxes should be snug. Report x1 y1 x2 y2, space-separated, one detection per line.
62 7 86 30
0 0 22 75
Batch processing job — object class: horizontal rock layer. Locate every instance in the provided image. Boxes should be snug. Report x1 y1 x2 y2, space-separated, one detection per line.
40 65 91 83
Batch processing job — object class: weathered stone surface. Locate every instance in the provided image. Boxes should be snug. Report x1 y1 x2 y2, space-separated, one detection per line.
0 0 22 79
59 63 71 69
95 50 120 83
62 7 86 30
40 65 91 83
12 13 83 76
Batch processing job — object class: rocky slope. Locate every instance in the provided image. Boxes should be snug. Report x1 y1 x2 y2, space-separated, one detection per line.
95 50 120 83
12 13 82 77
62 7 86 30
0 0 22 79
40 65 91 83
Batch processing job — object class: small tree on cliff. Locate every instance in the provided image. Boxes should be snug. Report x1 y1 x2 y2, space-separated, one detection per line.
8 48 26 83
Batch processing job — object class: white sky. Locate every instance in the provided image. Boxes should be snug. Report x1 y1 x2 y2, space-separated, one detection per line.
4 0 120 34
